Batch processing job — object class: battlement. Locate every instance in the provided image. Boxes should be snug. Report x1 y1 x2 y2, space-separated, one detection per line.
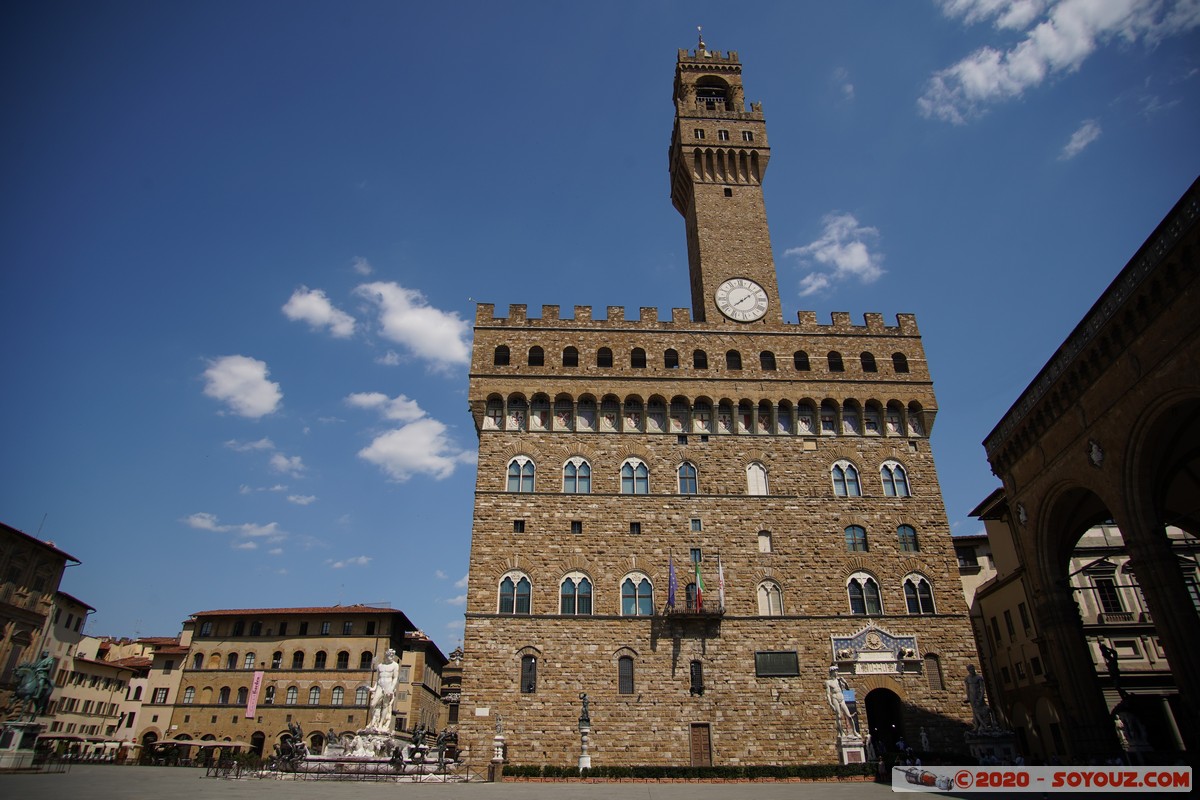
678 48 739 65
474 303 920 335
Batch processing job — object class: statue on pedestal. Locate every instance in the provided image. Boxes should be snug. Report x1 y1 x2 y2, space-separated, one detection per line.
825 666 858 735
365 649 400 733
965 665 996 732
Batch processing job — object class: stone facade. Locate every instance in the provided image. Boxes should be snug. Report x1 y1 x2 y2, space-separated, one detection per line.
458 43 976 768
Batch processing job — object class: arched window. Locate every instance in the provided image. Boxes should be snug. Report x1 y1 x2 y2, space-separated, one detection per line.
621 574 654 616
677 462 698 494
314 651 327 670
861 352 877 372
693 349 709 369
847 573 883 615
618 656 635 695
285 686 298 705
664 349 679 369
597 347 613 368
520 654 537 693
726 350 743 370
336 651 350 670
758 530 773 553
309 686 321 705
892 352 909 373
272 651 283 669
562 346 579 367
493 345 510 366
236 686 248 705
904 575 936 614
794 351 810 371
359 651 373 669
620 459 649 495
897 525 919 552
559 573 593 615
226 653 238 670
506 457 535 492
845 525 869 552
291 652 304 670
243 652 256 670
192 653 203 670
881 461 911 497
499 573 532 615
746 462 768 496
828 351 844 372
631 348 647 368
331 687 344 706
183 687 195 704
355 686 370 705
562 457 591 494
925 654 944 690
760 351 777 370
218 686 231 704
832 461 862 497
757 580 783 615
527 346 544 366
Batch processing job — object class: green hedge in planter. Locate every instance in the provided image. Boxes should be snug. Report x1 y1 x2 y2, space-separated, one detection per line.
503 763 874 780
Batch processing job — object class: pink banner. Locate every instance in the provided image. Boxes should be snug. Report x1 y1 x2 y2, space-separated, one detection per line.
246 671 264 718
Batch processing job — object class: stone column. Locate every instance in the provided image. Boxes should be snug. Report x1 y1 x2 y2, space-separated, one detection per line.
1031 586 1117 758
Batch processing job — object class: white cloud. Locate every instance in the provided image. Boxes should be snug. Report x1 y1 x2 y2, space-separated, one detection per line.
269 453 306 477
329 556 371 569
233 541 258 550
785 213 884 297
446 594 467 606
921 0 1200 124
435 570 448 580
446 619 464 631
268 548 284 556
344 392 426 422
287 494 318 506
202 355 282 418
351 256 373 276
1059 118 1102 158
356 281 470 367
183 513 285 541
282 286 356 338
357 417 474 482
455 574 469 589
225 437 275 452
832 67 855 100
375 350 402 366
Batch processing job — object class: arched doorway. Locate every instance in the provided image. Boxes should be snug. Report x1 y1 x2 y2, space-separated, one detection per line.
250 731 266 757
864 688 905 754
308 732 324 755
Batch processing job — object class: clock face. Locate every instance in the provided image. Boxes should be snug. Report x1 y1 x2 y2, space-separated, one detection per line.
715 278 768 322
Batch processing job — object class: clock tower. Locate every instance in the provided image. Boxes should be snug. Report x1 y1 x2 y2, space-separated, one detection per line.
669 35 782 324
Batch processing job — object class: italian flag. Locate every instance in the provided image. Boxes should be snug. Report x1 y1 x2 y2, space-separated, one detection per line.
694 560 704 609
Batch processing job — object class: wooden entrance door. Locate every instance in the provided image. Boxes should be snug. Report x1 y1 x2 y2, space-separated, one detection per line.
689 723 712 766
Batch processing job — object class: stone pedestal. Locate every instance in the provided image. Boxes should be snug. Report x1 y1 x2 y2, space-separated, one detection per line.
837 732 866 764
0 721 43 770
578 726 591 771
965 729 1019 764
489 733 505 782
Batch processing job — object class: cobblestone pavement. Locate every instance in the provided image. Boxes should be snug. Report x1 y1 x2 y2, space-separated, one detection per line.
0 765 904 800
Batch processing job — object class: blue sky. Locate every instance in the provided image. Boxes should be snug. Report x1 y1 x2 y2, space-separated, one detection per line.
3 1 1198 647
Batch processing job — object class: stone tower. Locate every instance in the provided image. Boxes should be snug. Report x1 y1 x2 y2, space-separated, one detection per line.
456 40 976 769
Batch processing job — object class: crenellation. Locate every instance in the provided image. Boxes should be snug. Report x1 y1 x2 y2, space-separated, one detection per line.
672 307 691 323
574 305 592 321
606 305 624 322
541 304 559 321
864 313 884 332
475 303 496 324
830 311 852 329
639 306 658 323
509 304 527 322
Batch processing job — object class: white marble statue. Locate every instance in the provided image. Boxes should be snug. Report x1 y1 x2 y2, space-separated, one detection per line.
965 665 995 732
825 666 857 735
365 648 400 732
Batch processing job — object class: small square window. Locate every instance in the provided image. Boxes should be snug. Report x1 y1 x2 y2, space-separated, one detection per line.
690 519 702 532
723 187 732 197
677 434 688 445
693 128 705 139
717 129 729 141
513 520 525 533
690 548 702 563
741 130 754 142
699 435 709 443
629 522 641 535
571 520 583 535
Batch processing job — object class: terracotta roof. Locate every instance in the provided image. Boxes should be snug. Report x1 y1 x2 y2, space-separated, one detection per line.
136 636 181 646
190 604 405 617
107 656 153 669
1 521 81 564
154 646 189 655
